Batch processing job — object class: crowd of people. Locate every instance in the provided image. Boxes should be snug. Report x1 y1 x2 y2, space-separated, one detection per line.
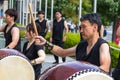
0 8 120 80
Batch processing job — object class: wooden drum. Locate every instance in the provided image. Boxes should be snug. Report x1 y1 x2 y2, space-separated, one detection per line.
39 61 113 80
0 49 35 80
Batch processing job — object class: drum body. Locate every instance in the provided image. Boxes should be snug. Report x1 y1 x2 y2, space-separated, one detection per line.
0 49 35 80
39 61 113 80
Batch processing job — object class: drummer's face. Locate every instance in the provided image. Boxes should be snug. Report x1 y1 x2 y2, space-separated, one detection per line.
25 29 34 39
79 20 95 40
38 14 44 19
55 12 62 19
5 14 14 23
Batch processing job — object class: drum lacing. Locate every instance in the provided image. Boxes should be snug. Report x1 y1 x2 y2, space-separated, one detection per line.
67 69 104 80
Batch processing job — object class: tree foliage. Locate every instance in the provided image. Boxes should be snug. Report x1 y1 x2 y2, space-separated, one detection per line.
97 0 119 25
53 0 92 25
52 0 120 26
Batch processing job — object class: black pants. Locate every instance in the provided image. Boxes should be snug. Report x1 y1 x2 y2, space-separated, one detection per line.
33 65 41 80
112 55 120 80
52 40 66 63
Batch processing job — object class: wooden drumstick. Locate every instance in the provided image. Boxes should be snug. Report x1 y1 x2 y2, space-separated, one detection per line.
28 3 38 36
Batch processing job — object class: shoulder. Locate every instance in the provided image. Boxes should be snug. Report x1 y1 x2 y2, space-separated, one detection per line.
44 19 47 22
23 41 28 47
97 38 109 51
53 19 57 22
35 19 39 22
3 24 7 31
12 26 19 32
77 40 87 48
98 38 108 45
61 18 65 22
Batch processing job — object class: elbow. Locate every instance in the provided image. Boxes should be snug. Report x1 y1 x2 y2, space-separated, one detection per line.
37 56 46 63
40 58 45 63
40 54 46 63
41 53 46 63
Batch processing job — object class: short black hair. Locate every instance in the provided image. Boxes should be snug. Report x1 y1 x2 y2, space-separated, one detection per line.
5 9 18 21
80 13 102 33
55 10 62 15
26 22 41 35
38 10 45 15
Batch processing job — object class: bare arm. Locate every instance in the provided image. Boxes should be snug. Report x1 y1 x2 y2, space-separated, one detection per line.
45 21 48 35
50 22 53 42
6 27 20 48
64 21 69 36
63 21 69 42
0 24 6 32
99 43 111 73
34 49 46 64
116 26 120 37
51 45 76 57
35 36 76 58
100 25 104 38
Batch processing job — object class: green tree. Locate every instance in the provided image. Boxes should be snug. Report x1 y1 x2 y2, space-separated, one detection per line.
97 0 119 25
53 0 92 25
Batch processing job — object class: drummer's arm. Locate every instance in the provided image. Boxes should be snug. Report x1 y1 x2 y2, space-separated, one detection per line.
0 25 5 32
99 43 111 73
34 50 46 64
6 27 20 48
31 49 45 65
51 45 76 57
35 36 76 57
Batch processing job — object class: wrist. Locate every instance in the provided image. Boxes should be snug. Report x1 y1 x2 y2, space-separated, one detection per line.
31 59 36 65
45 41 54 50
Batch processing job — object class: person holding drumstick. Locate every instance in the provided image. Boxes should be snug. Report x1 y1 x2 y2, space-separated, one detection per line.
23 23 45 80
0 9 21 51
35 13 111 74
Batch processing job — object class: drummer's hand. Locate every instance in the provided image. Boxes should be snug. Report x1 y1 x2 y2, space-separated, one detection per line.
35 36 46 46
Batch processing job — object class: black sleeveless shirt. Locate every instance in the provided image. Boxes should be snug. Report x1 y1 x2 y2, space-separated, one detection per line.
23 42 43 78
76 38 108 66
4 24 21 51
52 19 65 41
35 19 47 37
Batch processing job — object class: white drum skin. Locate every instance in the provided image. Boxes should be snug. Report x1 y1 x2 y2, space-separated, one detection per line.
0 49 35 80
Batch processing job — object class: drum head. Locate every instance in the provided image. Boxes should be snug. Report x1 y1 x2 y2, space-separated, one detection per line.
68 71 113 80
0 56 35 80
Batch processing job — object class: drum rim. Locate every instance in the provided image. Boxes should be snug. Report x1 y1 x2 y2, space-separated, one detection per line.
0 56 35 80
67 69 113 80
0 49 29 61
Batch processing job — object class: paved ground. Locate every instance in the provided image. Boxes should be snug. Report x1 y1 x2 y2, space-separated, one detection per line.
41 54 75 73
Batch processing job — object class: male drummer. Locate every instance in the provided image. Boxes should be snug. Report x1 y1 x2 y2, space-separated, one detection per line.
0 9 21 51
35 13 111 73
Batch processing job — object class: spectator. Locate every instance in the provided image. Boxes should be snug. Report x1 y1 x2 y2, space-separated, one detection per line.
35 10 48 37
50 10 69 64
